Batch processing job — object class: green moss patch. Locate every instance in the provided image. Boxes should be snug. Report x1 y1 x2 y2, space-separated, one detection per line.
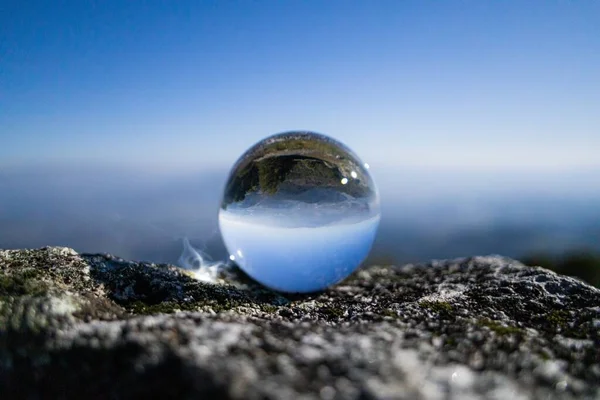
478 319 523 336
380 308 399 318
0 269 48 297
318 305 345 320
419 300 454 315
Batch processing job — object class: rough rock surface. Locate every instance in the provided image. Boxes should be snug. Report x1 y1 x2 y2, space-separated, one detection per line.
1 247 599 399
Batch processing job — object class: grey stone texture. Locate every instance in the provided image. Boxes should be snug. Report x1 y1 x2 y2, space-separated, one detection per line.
1 247 599 399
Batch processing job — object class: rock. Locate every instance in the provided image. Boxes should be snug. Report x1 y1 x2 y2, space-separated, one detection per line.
0 247 599 399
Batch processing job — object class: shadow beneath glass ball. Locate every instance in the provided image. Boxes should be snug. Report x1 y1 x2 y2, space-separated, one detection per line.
226 261 329 301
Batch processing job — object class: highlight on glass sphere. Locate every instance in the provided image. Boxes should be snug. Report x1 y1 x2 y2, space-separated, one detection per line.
219 131 380 293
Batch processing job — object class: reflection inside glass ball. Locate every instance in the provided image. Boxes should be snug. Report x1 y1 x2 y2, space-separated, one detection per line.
219 131 380 293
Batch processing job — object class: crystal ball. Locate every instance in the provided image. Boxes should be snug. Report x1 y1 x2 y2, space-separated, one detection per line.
219 131 380 293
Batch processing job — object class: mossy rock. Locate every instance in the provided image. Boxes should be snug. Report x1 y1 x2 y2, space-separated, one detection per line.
0 249 599 399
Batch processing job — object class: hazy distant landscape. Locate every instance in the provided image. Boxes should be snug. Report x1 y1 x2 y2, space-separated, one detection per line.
1 164 598 284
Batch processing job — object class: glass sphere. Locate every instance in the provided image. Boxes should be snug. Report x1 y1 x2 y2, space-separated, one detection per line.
219 131 380 293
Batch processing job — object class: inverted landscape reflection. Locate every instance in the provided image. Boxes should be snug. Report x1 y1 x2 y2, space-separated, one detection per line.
219 131 381 292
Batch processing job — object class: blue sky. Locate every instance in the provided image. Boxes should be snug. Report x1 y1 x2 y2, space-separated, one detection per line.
2 1 599 172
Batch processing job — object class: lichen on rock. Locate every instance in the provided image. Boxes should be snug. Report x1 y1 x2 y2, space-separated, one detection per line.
0 247 599 399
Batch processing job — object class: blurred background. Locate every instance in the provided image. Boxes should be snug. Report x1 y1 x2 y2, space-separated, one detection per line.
1 1 599 286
